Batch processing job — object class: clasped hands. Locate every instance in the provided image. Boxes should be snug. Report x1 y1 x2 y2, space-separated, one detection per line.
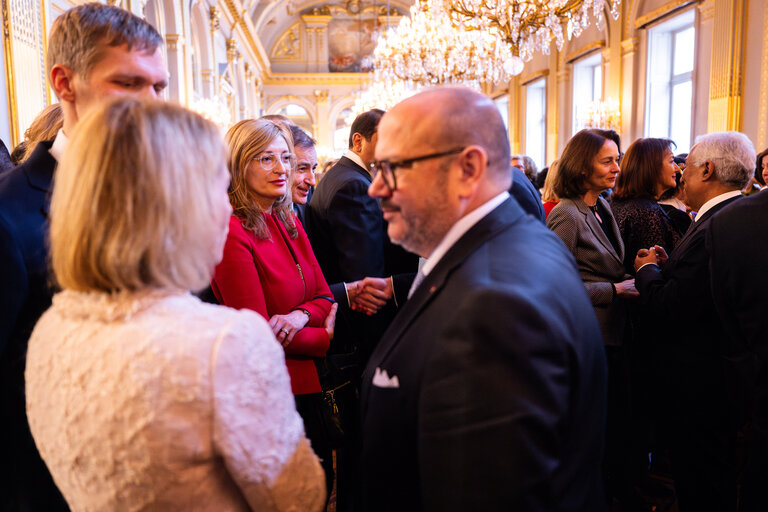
269 303 338 347
345 277 394 316
633 245 669 272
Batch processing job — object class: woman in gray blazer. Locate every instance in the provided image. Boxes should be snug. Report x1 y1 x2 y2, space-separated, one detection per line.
546 129 637 345
546 129 642 509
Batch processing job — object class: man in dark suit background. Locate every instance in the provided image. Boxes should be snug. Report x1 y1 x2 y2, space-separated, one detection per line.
706 185 768 512
0 5 167 509
362 86 607 511
634 131 756 512
306 109 418 510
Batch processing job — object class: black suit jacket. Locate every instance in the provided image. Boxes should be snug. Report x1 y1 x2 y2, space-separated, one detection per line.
306 156 418 358
635 195 744 422
0 140 68 509
509 166 545 222
361 198 607 512
707 193 767 425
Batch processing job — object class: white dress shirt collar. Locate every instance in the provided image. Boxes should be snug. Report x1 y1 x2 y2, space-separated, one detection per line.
49 128 69 163
343 149 369 176
421 192 510 277
694 190 741 222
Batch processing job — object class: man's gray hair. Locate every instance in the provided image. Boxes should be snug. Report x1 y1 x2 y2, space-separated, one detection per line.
689 131 756 189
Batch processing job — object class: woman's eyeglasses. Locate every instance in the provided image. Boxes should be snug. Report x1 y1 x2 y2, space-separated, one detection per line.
254 153 296 170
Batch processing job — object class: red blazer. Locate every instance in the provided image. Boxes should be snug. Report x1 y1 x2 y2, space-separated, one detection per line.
212 214 333 395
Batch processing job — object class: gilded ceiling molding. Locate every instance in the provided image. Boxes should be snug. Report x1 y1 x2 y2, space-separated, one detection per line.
263 72 366 86
223 0 270 73
633 0 695 29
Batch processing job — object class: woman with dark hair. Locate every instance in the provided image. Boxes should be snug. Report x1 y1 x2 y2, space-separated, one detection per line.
547 128 640 509
547 129 636 344
611 138 685 275
756 147 768 187
212 118 338 498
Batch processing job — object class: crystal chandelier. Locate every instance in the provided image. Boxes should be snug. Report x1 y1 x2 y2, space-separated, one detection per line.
446 0 621 63
583 98 621 131
373 0 523 86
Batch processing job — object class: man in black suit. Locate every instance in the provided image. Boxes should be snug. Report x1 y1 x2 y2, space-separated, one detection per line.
706 186 768 512
362 87 607 511
634 131 756 512
0 5 167 509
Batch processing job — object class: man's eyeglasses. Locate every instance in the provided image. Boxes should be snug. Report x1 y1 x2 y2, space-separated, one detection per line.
254 152 296 171
369 147 465 191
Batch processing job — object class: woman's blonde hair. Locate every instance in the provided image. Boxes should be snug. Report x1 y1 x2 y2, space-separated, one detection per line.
225 118 297 240
15 103 63 164
541 159 560 203
50 98 227 293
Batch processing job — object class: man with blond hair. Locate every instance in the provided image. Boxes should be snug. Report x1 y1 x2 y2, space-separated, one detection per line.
0 4 167 508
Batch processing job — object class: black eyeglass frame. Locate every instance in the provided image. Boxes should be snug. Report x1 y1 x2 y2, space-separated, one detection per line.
369 147 466 190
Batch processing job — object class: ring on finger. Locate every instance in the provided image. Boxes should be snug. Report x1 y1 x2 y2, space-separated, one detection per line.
280 328 289 336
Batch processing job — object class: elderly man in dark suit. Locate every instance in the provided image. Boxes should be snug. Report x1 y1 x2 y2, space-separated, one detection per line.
634 131 756 512
706 186 768 512
362 86 607 511
0 5 167 509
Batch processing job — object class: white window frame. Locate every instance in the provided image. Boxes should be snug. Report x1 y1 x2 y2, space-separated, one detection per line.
572 52 602 134
524 78 547 171
644 9 696 151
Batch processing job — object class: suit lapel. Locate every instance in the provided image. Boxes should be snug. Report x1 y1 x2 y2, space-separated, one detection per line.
369 198 524 366
574 197 624 265
669 195 741 263
21 140 56 219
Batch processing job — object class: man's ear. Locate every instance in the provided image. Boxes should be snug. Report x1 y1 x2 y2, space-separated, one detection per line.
701 161 716 181
50 65 76 102
456 146 487 196
351 132 363 152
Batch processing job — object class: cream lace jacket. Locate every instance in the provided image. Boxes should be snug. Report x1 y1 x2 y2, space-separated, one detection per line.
26 290 325 511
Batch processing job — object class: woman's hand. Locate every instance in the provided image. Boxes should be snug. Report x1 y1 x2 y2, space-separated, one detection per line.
269 310 310 347
615 278 639 298
323 303 338 340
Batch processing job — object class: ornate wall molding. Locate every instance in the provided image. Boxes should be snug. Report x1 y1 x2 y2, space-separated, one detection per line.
758 0 768 147
566 40 606 63
634 0 695 29
263 72 365 86
707 0 744 131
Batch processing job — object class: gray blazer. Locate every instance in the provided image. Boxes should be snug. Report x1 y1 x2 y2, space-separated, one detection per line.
547 196 630 346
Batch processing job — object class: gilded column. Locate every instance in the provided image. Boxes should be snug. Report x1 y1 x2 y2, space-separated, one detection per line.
301 12 331 73
758 0 768 149
620 37 640 142
706 0 745 132
556 52 571 155
546 49 559 166
314 89 330 146
507 77 521 155
165 33 186 103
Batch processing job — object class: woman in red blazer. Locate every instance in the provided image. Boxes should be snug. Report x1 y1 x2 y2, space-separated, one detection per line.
212 118 337 495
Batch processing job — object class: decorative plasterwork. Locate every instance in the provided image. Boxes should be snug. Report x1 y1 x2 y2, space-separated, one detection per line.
621 37 639 55
166 33 183 51
210 6 221 31
313 88 329 104
271 21 302 60
263 72 366 86
634 0 695 29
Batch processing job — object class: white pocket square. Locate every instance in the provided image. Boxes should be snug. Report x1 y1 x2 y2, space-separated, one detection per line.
372 367 400 388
